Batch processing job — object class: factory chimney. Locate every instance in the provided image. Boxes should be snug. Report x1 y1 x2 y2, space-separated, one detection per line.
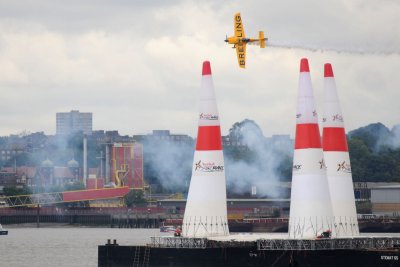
322 63 359 237
83 135 87 187
182 61 229 237
288 58 334 239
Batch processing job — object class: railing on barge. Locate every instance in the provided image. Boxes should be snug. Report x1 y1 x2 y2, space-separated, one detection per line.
150 237 207 249
257 237 400 250
150 236 400 251
149 237 256 249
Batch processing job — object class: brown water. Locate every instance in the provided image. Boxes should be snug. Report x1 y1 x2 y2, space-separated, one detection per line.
0 225 163 267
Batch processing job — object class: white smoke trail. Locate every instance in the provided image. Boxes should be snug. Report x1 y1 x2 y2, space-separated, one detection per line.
267 40 400 55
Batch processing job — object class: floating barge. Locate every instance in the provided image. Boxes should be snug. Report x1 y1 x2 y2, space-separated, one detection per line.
98 234 400 267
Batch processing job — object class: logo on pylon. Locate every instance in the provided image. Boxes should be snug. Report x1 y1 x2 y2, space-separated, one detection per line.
319 159 327 169
293 164 302 171
199 113 219 120
332 114 343 122
337 161 351 173
194 160 224 172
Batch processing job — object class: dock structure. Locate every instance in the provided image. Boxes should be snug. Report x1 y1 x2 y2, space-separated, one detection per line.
0 187 130 208
99 235 400 267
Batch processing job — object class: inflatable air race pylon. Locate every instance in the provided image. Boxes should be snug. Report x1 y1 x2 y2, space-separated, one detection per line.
289 58 334 239
182 61 229 237
322 63 359 237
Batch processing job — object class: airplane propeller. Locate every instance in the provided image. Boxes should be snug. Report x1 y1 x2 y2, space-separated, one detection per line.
224 34 228 42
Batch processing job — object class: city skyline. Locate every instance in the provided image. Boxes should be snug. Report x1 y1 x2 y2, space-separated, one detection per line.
0 1 399 137
0 111 397 139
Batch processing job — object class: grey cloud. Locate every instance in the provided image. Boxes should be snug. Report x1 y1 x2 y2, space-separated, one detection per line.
0 0 398 137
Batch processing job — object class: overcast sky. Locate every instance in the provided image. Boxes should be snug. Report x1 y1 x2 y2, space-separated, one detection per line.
0 0 399 137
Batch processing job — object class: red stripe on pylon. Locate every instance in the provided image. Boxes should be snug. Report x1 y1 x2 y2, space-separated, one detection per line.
323 127 348 152
324 63 334 77
295 123 322 149
196 126 222 150
202 61 212 76
300 58 310 72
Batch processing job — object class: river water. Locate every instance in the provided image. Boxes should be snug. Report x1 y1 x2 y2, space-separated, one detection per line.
1 226 399 267
0 225 164 267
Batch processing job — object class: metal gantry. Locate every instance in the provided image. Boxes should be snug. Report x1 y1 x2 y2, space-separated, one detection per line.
0 192 64 207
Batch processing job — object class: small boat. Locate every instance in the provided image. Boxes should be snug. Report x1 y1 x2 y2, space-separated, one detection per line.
0 224 8 235
160 225 177 233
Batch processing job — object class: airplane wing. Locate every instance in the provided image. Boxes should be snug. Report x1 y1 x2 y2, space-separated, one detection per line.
236 43 246 68
234 12 245 38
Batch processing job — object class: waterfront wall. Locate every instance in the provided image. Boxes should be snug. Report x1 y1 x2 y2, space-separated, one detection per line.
0 213 167 228
1 207 399 232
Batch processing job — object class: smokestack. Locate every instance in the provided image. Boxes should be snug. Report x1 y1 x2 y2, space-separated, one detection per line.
105 144 110 184
182 61 229 237
322 63 359 237
83 135 87 187
288 58 334 239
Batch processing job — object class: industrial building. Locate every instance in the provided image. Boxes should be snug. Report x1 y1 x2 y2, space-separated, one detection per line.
133 130 193 145
370 184 400 216
158 198 290 218
108 142 145 189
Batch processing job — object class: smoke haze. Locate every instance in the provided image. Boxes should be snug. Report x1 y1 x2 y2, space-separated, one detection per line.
377 124 400 150
224 120 292 198
142 139 194 192
141 120 293 198
348 123 400 153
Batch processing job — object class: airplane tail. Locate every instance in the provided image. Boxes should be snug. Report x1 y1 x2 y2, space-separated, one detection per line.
259 31 266 48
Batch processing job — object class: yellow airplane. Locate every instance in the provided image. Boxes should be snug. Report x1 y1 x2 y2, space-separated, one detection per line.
225 13 267 68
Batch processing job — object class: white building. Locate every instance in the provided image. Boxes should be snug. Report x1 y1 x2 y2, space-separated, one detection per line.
56 110 92 135
371 184 400 216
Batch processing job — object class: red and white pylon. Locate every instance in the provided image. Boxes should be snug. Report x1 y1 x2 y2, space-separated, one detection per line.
182 61 229 237
289 58 334 239
322 63 359 237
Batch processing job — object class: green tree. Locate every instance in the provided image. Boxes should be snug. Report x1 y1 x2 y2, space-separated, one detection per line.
348 138 371 182
64 181 85 191
125 190 146 207
3 186 31 196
